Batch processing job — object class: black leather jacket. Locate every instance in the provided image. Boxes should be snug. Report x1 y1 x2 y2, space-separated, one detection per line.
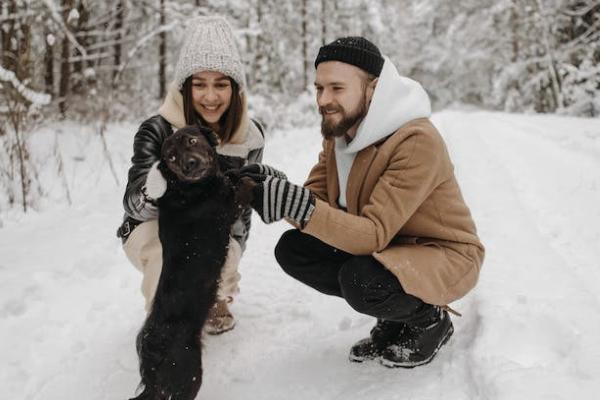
121 115 264 251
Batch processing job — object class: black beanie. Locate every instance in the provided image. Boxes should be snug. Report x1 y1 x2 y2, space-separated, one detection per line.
314 36 384 77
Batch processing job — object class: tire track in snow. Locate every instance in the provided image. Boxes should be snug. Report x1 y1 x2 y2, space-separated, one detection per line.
436 111 600 399
473 112 600 303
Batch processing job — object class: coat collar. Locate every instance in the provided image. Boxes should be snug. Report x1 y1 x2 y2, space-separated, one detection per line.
345 146 378 214
326 140 378 214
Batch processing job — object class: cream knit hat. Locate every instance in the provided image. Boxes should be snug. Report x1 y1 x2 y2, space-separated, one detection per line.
173 16 246 91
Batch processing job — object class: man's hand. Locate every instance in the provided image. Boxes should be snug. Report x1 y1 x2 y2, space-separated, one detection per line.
247 174 315 226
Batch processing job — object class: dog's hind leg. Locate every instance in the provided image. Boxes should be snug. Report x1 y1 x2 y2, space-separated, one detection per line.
161 326 203 400
128 385 162 400
132 316 174 400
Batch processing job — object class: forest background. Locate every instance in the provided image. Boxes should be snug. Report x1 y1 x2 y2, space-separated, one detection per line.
1 0 599 211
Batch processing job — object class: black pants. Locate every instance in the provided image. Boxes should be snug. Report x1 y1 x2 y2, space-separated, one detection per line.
275 229 433 324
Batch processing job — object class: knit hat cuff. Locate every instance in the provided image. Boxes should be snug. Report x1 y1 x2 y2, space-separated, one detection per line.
315 37 384 77
175 54 246 90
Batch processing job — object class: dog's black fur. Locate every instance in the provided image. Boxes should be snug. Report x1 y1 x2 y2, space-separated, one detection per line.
130 125 253 400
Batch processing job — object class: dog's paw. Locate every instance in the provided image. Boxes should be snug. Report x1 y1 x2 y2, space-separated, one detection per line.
235 176 256 209
144 161 167 199
224 168 241 185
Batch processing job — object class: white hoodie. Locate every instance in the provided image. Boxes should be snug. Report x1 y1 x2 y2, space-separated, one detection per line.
334 57 432 208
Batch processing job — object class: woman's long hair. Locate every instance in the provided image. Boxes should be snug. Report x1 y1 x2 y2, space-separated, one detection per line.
181 76 243 144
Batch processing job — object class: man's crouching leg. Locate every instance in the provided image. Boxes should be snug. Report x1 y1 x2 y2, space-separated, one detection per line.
275 229 352 297
338 256 454 368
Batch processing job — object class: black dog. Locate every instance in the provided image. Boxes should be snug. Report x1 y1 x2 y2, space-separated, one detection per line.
130 125 253 400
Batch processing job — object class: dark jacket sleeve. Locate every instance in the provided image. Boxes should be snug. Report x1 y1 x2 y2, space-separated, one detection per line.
233 119 265 251
123 116 171 221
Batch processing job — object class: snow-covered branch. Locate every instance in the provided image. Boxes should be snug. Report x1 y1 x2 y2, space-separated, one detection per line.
39 0 88 57
0 66 51 106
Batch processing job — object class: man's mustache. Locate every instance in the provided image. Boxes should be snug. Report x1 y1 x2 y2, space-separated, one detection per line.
319 106 343 115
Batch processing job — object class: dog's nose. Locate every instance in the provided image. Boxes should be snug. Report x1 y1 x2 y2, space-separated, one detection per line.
182 157 198 173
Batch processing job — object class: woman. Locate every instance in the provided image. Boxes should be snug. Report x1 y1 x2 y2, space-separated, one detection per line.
118 16 264 334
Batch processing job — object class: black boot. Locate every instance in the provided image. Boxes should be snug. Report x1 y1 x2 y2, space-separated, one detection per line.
380 307 454 368
349 319 406 362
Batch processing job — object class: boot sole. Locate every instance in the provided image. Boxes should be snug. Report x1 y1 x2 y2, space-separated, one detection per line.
379 324 454 369
349 353 380 363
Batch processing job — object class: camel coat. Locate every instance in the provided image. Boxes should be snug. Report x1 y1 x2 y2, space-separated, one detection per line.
302 118 484 305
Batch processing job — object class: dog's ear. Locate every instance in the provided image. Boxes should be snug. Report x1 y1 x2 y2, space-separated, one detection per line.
183 124 219 148
157 159 169 174
197 125 220 148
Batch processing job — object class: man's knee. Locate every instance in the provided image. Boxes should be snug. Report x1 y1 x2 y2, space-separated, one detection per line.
274 229 303 272
338 257 426 320
338 257 381 314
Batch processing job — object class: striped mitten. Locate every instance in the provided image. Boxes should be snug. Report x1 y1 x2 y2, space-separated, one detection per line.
251 176 315 226
239 163 287 180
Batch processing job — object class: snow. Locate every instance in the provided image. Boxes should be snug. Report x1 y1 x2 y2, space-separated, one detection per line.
46 33 56 47
1 111 600 399
67 8 79 24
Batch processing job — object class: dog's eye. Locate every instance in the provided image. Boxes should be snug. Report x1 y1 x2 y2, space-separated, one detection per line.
168 155 176 162
189 138 198 145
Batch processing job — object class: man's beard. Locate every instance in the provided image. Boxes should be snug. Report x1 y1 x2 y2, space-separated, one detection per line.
320 95 368 141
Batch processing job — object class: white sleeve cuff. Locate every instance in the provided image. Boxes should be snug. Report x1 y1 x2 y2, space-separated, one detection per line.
144 161 167 200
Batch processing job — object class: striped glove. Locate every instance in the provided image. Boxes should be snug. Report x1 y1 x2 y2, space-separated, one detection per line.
239 163 287 180
250 175 315 226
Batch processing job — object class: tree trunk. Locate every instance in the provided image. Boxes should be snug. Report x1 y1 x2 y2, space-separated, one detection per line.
321 0 327 45
1 0 31 82
44 27 55 95
534 0 564 110
510 0 519 63
1 0 17 72
302 0 308 91
253 0 265 90
73 0 91 93
59 0 75 117
18 9 32 83
113 0 124 83
158 0 167 99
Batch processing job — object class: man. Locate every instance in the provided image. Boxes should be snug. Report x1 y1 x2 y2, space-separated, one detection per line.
242 37 484 368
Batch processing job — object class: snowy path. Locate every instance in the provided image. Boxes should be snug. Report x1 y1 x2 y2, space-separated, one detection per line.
1 111 599 399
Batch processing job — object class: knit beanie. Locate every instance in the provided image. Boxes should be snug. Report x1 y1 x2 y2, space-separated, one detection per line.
314 36 384 77
173 16 246 91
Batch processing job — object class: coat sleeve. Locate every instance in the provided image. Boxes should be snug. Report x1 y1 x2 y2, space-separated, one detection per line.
233 120 265 251
122 118 165 220
302 132 445 255
304 139 329 202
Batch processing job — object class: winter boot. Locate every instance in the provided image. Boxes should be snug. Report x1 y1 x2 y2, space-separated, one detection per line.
380 306 453 368
205 299 236 335
349 319 406 362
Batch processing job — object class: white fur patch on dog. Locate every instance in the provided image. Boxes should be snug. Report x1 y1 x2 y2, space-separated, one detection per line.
144 161 167 200
217 237 242 301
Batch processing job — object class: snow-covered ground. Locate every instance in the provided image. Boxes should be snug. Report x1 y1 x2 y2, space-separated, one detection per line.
1 110 600 399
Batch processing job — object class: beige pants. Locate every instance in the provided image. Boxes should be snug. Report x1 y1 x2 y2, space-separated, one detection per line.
123 220 242 311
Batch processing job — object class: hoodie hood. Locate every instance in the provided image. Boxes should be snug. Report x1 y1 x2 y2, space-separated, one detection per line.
338 56 432 154
333 57 431 208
